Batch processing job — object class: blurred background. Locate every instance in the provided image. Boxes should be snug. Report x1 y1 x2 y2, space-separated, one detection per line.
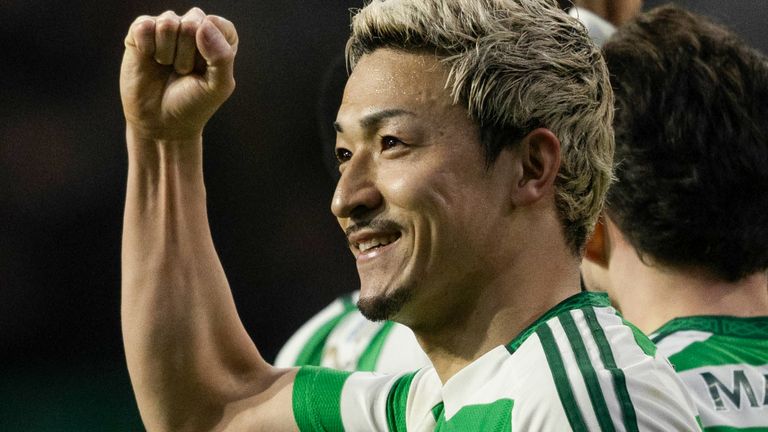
0 1 765 430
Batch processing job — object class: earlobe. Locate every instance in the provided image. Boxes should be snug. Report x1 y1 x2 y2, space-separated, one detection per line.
584 217 610 267
512 128 561 206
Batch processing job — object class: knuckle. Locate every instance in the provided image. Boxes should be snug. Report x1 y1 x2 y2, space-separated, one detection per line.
184 7 206 18
155 18 179 34
179 21 197 37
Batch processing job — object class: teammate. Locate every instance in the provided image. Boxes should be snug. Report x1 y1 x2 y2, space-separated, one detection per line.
581 6 768 431
120 1 700 430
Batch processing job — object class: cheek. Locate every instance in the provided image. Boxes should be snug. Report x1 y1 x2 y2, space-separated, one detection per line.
383 167 456 214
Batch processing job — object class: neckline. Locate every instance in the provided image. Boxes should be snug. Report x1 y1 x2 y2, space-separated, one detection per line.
505 291 611 353
651 315 768 341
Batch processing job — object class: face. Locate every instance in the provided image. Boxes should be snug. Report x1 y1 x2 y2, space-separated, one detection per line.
332 49 517 325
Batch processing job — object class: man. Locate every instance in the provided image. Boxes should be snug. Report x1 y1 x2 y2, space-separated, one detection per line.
120 1 700 430
274 0 641 375
581 6 768 431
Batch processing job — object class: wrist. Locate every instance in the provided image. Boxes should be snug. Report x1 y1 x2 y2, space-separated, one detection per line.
126 125 204 172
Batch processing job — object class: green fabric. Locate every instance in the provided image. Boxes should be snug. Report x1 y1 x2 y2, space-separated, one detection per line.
385 372 417 432
666 334 768 372
294 295 358 366
560 311 615 432
293 366 352 432
621 317 657 357
704 427 768 432
651 316 768 344
581 307 640 432
432 399 514 432
431 402 445 422
506 291 611 353
357 321 397 371
536 323 588 432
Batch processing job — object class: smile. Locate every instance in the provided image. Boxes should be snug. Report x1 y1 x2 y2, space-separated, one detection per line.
357 234 400 253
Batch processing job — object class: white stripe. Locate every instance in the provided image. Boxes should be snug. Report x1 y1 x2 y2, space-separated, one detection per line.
570 308 626 432
547 316 602 430
511 335 572 430
404 368 442 432
440 345 513 419
593 307 701 432
653 330 712 359
340 371 407 431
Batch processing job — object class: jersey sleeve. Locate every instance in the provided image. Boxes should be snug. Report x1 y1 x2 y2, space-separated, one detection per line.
523 306 701 431
292 366 420 432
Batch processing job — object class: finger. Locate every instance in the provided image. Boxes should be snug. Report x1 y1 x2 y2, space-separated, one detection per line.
174 7 206 75
206 15 239 56
154 10 181 65
196 17 237 92
125 16 156 58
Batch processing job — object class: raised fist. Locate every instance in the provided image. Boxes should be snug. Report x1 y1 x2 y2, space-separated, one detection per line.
120 7 238 140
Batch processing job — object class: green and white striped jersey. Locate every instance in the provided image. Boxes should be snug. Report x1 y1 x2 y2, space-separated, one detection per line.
650 316 768 432
291 292 701 431
276 291 428 373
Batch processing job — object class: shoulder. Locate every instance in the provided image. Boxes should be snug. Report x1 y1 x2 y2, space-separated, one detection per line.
510 305 701 431
650 316 768 430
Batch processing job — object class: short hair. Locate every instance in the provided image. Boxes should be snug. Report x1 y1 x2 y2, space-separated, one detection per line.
346 0 615 256
603 5 768 281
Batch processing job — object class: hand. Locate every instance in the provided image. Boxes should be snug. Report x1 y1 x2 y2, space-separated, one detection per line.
119 8 238 140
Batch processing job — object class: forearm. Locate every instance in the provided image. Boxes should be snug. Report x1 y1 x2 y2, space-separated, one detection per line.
121 127 268 430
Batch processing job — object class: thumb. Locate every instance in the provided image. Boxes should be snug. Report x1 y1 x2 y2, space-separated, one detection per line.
196 16 238 92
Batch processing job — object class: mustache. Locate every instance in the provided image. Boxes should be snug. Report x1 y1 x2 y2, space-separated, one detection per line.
344 219 403 239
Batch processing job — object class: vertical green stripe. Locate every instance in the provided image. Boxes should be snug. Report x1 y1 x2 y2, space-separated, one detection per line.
295 297 358 366
559 312 615 432
536 324 589 432
293 366 352 432
357 321 397 371
581 307 639 432
385 372 417 432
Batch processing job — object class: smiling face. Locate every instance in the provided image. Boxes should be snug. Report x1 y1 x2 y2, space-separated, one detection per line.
332 48 518 325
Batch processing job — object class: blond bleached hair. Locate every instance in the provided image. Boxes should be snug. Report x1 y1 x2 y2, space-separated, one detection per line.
346 0 614 255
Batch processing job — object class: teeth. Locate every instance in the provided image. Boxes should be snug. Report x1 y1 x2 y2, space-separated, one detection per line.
357 235 398 253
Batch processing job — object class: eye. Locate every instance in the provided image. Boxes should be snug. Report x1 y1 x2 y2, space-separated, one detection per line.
381 135 403 150
335 147 353 164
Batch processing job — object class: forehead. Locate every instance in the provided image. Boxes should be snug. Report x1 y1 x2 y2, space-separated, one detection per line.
337 48 457 121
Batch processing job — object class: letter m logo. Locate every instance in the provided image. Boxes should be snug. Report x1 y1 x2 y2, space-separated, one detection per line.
700 370 759 411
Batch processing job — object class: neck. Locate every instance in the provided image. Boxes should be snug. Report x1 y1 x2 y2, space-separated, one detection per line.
412 229 582 383
610 253 768 334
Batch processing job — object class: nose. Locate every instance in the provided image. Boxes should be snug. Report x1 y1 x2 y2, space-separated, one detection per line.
331 153 383 219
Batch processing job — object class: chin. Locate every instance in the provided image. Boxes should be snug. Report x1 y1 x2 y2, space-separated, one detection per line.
357 284 413 322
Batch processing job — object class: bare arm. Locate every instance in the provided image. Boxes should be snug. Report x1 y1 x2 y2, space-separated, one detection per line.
120 8 298 431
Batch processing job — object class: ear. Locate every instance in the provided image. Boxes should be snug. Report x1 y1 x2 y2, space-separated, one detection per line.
584 215 610 267
512 128 561 206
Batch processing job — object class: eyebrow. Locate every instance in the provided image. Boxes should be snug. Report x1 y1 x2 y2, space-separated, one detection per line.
333 108 416 133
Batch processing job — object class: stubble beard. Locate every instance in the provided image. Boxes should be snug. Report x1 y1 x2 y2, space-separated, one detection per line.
357 284 414 322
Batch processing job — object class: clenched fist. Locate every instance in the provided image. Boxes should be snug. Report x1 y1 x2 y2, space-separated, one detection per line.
120 7 238 140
